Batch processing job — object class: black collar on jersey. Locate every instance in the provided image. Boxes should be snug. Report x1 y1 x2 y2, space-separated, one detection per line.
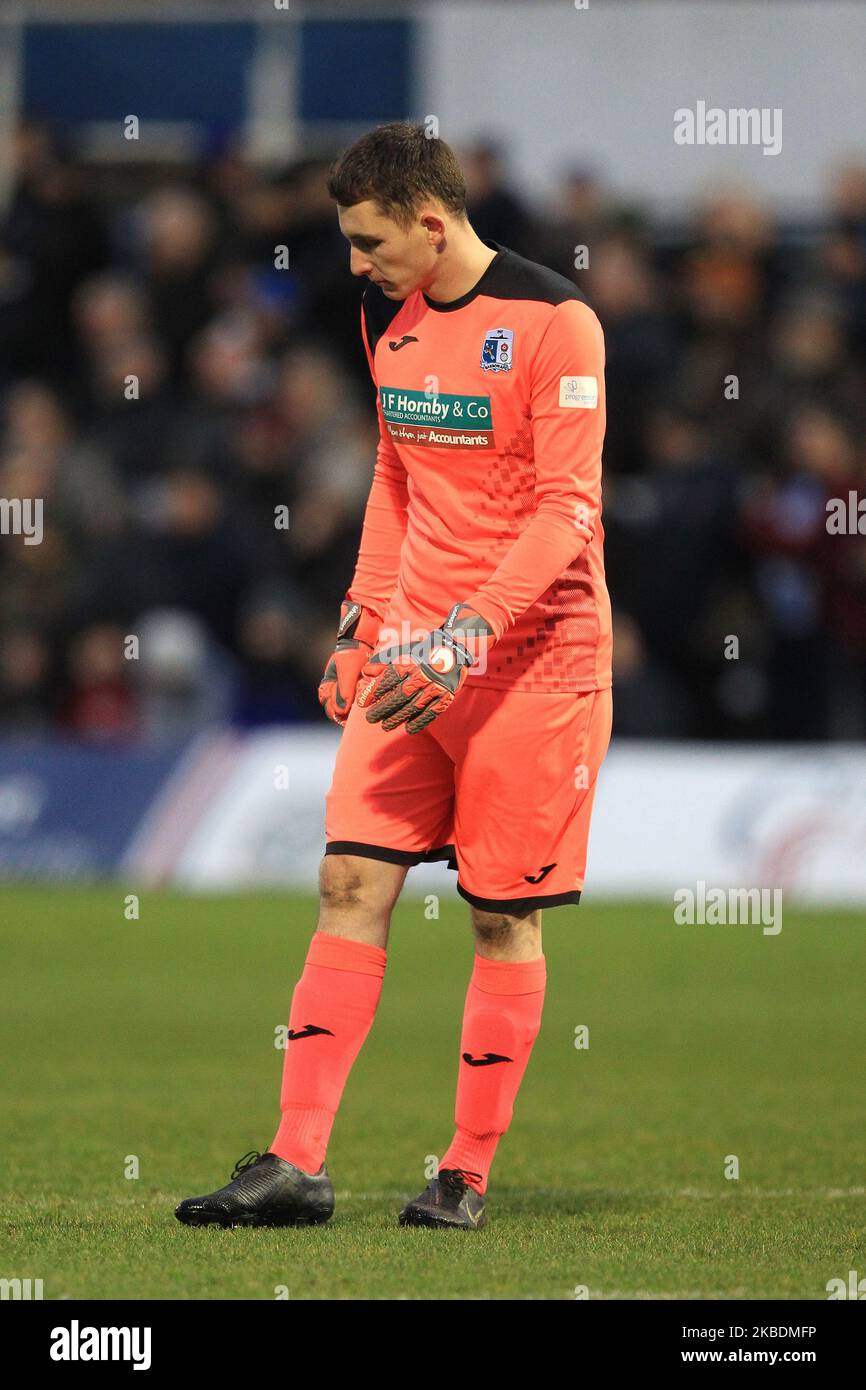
421 238 508 313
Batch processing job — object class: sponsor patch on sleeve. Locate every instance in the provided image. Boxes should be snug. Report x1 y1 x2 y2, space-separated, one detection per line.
558 376 599 409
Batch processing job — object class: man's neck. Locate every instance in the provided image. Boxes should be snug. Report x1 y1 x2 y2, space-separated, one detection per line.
423 233 499 304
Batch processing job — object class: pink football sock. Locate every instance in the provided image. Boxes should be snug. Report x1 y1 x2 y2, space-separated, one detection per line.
439 953 547 1194
270 931 386 1173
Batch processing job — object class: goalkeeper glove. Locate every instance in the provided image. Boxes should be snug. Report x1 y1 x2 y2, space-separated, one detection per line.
356 603 494 734
318 599 382 726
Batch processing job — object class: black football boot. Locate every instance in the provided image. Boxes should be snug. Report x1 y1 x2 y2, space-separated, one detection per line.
175 1149 334 1228
398 1167 487 1229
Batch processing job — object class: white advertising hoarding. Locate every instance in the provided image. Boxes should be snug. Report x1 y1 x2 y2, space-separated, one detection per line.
123 732 866 905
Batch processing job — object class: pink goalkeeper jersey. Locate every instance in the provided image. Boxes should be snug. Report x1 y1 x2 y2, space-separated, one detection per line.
347 238 612 693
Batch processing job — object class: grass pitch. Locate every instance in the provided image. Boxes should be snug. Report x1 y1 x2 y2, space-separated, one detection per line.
1 885 864 1300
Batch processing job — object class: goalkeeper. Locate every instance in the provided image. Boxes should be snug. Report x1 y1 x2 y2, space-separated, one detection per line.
176 121 613 1233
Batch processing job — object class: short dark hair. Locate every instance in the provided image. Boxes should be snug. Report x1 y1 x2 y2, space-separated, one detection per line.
326 121 467 230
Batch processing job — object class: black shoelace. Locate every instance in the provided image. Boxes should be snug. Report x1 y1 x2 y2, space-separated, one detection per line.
439 1167 483 1197
231 1149 271 1179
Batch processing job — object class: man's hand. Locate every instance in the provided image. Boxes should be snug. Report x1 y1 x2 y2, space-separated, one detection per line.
318 600 382 726
356 603 494 734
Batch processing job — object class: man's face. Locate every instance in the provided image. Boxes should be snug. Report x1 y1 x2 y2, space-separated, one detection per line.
337 200 438 298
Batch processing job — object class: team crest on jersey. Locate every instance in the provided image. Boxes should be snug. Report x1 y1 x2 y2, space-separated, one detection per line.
480 327 513 373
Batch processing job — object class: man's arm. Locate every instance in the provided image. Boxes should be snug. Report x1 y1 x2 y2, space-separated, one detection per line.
345 295 410 621
462 298 606 638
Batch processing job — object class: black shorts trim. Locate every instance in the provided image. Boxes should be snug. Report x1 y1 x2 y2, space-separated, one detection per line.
324 841 580 911
325 840 458 871
456 883 582 914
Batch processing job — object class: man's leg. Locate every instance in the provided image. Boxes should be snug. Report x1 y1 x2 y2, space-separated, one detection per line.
314 851 408 948
436 905 546 1194
269 854 408 1172
470 905 542 962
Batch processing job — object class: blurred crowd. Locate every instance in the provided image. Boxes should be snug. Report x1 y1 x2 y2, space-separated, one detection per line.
1 120 865 743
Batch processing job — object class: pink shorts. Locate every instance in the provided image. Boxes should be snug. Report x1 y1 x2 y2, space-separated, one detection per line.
324 683 613 913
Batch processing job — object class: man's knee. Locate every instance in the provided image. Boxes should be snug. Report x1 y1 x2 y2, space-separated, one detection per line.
470 905 541 949
319 853 405 916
